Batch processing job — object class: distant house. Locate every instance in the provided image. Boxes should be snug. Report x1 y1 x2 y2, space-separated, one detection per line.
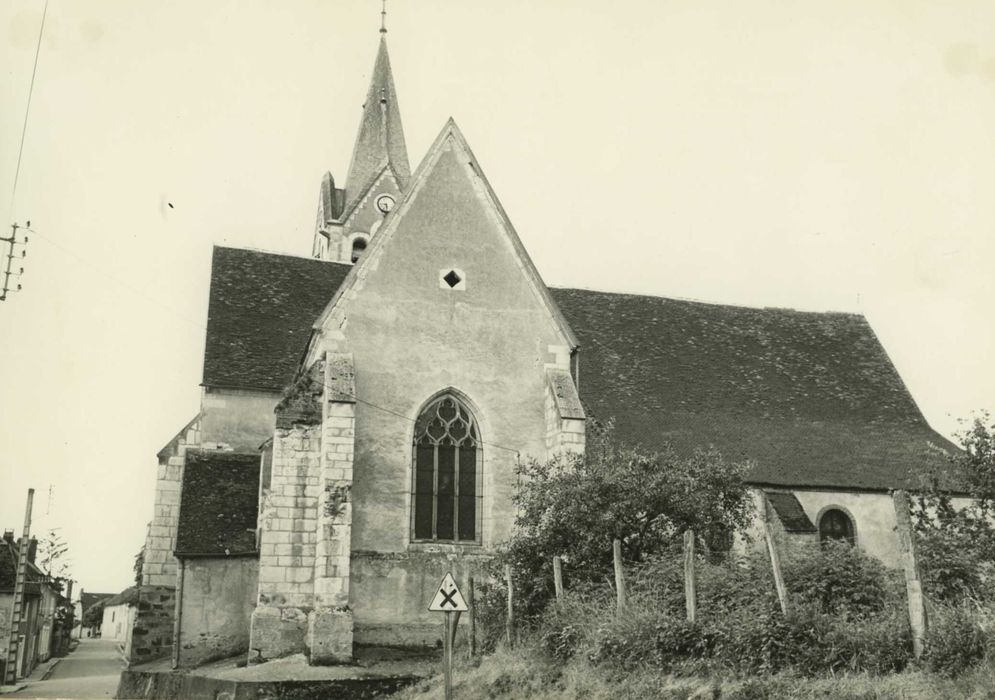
76 591 115 638
0 531 63 681
100 587 139 654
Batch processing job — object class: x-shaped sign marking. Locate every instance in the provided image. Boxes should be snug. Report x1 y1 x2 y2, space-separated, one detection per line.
439 588 458 608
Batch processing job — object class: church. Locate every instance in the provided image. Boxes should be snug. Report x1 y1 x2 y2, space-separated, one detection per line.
130 24 956 668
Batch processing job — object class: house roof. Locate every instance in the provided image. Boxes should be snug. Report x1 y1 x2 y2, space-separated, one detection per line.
80 591 115 610
0 538 48 595
202 247 351 391
550 287 957 490
103 586 140 608
175 449 260 557
200 246 956 492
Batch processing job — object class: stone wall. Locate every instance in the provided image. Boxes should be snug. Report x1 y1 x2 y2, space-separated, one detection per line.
249 424 321 661
132 417 199 664
351 550 491 647
177 557 258 668
544 366 586 456
130 586 175 665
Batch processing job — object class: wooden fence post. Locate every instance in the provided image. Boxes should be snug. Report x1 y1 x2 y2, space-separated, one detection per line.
552 556 564 601
613 538 627 612
893 489 926 659
468 575 476 657
505 564 515 646
761 499 790 618
683 530 697 624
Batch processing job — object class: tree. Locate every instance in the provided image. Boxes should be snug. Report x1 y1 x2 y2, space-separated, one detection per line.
82 600 105 630
38 529 70 579
501 422 754 617
912 412 995 601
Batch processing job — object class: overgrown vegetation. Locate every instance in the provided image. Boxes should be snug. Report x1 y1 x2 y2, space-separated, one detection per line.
420 415 995 698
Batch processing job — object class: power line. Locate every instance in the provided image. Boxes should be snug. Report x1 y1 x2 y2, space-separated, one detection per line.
23 225 530 456
26 226 207 330
8 0 50 220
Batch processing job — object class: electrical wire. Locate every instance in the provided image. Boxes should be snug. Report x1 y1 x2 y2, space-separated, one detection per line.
8 0 50 221
25 225 529 457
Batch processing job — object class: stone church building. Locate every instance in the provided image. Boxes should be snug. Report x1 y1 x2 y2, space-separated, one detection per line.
131 29 956 667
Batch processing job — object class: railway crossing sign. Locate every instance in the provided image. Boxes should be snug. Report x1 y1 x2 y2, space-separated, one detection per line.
429 572 468 612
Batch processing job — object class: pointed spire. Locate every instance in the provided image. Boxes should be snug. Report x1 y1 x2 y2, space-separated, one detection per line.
344 33 410 208
380 0 387 34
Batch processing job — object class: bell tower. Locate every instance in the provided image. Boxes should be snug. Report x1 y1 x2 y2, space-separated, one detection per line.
312 16 410 264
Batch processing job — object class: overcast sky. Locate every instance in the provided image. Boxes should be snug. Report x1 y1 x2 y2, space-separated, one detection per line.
1 0 993 594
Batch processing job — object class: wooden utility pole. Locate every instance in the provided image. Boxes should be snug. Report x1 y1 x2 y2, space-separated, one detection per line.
552 556 564 601
613 539 627 612
0 222 30 301
683 530 697 624
893 490 926 659
467 576 476 658
761 500 790 618
504 564 515 646
4 489 35 684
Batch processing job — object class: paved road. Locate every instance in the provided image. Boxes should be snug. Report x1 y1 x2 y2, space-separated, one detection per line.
8 639 125 699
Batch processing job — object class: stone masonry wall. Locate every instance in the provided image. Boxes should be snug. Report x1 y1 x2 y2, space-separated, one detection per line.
308 354 356 663
544 367 586 457
248 424 320 661
131 418 200 664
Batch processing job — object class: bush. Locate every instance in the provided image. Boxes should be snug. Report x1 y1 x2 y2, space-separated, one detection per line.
782 540 894 618
924 603 989 676
917 528 989 602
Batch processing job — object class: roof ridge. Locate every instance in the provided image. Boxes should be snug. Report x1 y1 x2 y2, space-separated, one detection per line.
213 244 352 268
551 284 865 318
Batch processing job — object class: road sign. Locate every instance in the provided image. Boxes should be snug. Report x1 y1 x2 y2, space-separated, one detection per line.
429 572 468 612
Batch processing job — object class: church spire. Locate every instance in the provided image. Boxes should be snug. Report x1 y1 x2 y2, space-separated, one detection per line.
344 30 410 207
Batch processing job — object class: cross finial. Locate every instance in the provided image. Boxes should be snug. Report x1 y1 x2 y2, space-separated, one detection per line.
380 0 387 34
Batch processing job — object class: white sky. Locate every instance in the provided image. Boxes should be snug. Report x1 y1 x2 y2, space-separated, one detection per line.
1 0 993 594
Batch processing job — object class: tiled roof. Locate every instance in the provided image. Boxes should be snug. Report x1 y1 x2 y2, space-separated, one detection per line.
200 246 956 492
765 492 817 533
80 591 115 610
175 450 261 557
0 539 47 594
103 586 140 608
202 247 351 391
551 288 958 490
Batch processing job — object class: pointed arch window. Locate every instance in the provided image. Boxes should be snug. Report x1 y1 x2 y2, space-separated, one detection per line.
412 395 481 543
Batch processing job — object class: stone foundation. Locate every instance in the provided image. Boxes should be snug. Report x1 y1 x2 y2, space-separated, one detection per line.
129 585 176 664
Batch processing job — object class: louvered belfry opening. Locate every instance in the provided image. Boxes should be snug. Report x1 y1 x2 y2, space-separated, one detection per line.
412 394 481 543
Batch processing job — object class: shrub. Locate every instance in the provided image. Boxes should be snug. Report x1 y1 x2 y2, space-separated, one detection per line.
588 601 672 671
924 603 989 676
917 528 988 602
781 540 894 618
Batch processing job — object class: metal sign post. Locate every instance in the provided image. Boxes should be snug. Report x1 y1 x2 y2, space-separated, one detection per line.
429 572 469 700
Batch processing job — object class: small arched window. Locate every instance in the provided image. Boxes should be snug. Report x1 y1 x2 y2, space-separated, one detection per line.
819 508 855 545
350 236 368 263
412 394 481 543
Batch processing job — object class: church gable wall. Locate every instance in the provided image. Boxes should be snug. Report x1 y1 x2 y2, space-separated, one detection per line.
327 142 573 556
307 135 578 646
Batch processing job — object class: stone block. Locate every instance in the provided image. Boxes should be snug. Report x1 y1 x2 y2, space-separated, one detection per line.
307 609 353 665
249 606 308 661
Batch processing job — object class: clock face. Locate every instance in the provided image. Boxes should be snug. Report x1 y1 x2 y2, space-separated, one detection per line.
375 193 396 214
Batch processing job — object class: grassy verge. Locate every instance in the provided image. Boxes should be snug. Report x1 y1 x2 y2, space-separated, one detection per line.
395 643 995 700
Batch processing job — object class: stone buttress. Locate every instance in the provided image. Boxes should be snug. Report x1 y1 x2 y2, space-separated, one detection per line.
248 353 356 663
